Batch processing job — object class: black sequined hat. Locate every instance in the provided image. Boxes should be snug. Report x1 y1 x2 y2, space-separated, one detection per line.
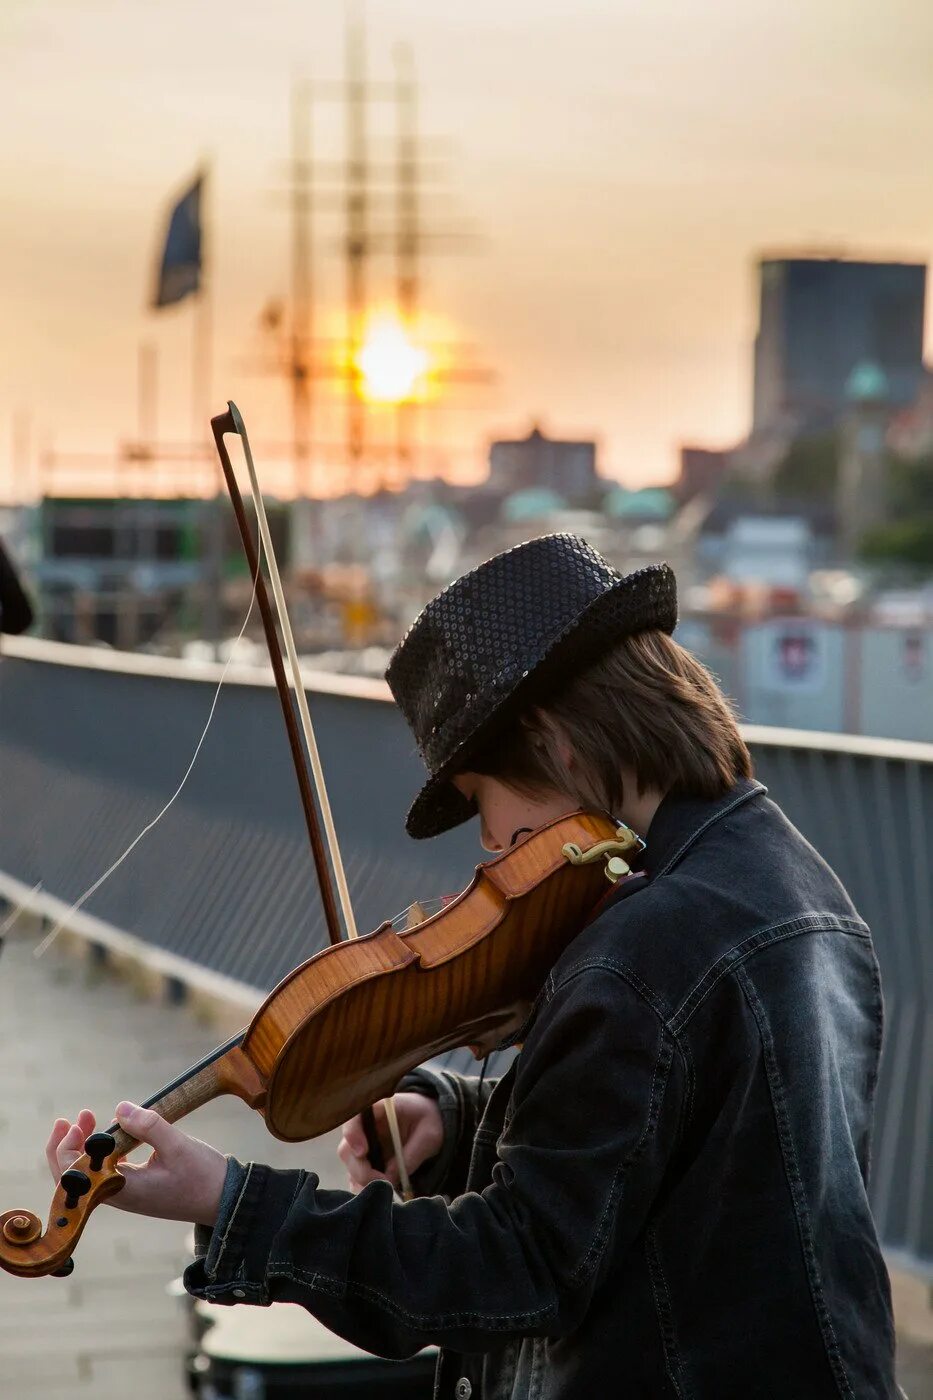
386 533 678 840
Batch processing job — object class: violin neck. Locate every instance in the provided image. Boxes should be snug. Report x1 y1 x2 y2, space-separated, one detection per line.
104 1031 267 1158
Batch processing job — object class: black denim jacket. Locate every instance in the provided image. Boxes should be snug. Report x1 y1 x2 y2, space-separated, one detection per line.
185 780 898 1398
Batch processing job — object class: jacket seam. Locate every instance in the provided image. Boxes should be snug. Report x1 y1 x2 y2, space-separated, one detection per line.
674 1033 695 1138
569 1032 674 1283
652 784 765 878
553 956 670 1025
735 963 855 1400
863 951 884 1186
645 1227 689 1400
552 957 696 1132
469 1000 678 1303
213 1162 255 1279
266 1262 556 1329
670 914 871 1033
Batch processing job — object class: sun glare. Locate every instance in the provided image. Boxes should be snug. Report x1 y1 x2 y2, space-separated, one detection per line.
357 316 430 403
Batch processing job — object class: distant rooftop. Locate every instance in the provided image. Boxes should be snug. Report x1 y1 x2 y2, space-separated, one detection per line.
757 250 927 270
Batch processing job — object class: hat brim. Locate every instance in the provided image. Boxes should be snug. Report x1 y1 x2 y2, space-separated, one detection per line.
403 565 676 839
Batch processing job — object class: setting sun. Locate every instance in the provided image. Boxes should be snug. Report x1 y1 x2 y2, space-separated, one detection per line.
356 316 430 403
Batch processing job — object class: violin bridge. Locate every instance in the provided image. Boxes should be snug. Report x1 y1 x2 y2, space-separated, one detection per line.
404 901 430 930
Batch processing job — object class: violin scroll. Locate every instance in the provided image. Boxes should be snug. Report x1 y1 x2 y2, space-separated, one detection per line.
0 1132 125 1279
561 822 645 881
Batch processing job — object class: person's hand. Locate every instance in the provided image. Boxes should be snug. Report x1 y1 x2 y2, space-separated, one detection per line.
45 1103 229 1228
338 1092 444 1193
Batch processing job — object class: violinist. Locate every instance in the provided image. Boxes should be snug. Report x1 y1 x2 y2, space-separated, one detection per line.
48 534 898 1398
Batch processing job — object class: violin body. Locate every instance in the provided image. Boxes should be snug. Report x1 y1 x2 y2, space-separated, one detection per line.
0 810 635 1278
250 809 620 1140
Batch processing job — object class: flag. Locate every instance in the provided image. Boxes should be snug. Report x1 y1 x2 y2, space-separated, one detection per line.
152 172 203 308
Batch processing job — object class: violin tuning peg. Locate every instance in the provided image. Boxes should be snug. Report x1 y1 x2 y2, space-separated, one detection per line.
60 1170 91 1212
84 1132 116 1172
51 1257 75 1278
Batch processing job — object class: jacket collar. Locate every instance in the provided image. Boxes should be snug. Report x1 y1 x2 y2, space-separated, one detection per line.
640 777 767 880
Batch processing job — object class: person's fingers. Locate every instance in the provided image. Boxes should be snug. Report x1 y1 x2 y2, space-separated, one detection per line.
343 1114 372 1159
60 1119 89 1167
338 1135 387 1184
346 1163 392 1193
405 1117 441 1173
45 1119 71 1178
337 1133 399 1191
72 1108 97 1157
45 1108 99 1180
341 1115 369 1158
339 1110 392 1168
114 1102 180 1159
337 1134 359 1170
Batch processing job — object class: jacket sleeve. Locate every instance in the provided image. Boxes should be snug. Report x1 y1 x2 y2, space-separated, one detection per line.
192 1065 500 1261
398 1064 500 1199
193 1063 501 1265
183 963 684 1359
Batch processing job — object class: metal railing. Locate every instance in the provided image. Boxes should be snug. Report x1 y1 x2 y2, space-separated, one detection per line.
1 636 931 1277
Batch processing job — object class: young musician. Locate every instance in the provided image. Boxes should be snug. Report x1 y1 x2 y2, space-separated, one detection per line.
49 535 898 1397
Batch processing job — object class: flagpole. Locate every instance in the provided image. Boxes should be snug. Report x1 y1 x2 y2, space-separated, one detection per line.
194 159 222 653
192 162 213 469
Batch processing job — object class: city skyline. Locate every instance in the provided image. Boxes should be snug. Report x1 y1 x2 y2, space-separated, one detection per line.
3 0 933 500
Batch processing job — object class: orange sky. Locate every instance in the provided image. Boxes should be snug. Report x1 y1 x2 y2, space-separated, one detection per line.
2 0 933 501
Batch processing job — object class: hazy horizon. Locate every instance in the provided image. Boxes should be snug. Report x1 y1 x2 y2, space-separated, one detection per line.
3 0 933 501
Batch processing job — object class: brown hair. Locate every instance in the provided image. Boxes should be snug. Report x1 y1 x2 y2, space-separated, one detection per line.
471 630 752 813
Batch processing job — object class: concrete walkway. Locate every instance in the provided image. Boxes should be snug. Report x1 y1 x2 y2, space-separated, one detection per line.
0 928 325 1399
0 927 930 1399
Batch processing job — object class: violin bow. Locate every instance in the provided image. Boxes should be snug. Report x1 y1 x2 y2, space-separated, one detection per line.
210 403 413 1199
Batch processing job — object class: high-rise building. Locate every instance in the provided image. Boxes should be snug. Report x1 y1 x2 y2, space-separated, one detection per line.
752 257 926 437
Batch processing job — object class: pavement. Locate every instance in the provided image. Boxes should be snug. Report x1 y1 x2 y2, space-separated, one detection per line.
0 924 930 1399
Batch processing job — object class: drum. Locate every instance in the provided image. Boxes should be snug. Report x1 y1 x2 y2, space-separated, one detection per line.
188 1298 437 1399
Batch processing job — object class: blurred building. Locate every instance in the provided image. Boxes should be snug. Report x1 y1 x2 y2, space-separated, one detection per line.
33 496 289 649
676 446 731 503
35 497 206 647
837 361 892 558
693 499 837 586
887 366 933 459
752 256 926 438
488 425 598 503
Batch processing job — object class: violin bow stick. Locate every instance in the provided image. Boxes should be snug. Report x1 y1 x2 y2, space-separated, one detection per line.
210 404 413 1200
210 411 343 950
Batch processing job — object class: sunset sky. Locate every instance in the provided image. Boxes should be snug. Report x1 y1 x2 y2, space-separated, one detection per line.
2 0 933 500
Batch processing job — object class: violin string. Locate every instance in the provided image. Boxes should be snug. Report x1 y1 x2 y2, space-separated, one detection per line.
34 547 264 960
385 895 446 931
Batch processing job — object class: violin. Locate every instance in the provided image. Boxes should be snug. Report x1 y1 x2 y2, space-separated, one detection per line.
0 406 642 1280
0 807 638 1278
